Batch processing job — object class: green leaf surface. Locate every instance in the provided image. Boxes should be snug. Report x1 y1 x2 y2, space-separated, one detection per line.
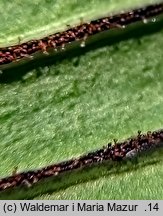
0 0 163 199
36 157 163 199
0 0 162 46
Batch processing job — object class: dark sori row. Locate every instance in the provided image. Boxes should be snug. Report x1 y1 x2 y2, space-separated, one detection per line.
0 129 163 192
0 3 163 65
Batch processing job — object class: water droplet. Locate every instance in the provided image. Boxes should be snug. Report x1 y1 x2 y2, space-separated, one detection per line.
143 18 148 24
152 18 156 23
61 47 65 51
80 41 85 48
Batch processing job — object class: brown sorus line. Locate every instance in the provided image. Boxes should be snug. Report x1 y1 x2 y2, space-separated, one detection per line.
0 129 163 192
0 3 163 66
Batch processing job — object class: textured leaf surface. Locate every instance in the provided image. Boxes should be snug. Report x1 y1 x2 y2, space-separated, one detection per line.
0 0 162 46
0 0 163 199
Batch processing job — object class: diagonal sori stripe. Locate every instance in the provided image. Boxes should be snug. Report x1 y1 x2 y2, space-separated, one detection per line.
0 129 163 192
0 3 163 66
